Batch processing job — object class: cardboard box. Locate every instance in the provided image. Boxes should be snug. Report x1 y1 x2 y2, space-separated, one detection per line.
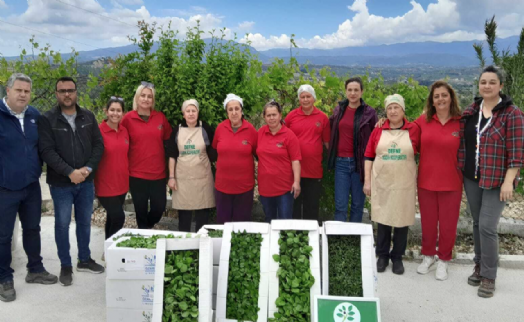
106 279 155 310
106 308 153 322
268 220 321 320
152 237 214 322
198 225 224 266
321 221 377 297
216 222 270 322
106 233 196 280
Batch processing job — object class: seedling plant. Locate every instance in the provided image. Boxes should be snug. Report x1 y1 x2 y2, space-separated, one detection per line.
328 235 363 297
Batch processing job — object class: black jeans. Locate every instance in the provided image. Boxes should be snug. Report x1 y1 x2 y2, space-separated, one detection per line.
98 193 127 239
376 223 409 262
0 181 44 283
129 177 166 229
178 209 210 233
293 177 322 222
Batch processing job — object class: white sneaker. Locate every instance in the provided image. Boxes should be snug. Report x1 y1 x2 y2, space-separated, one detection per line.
436 260 449 281
417 255 436 274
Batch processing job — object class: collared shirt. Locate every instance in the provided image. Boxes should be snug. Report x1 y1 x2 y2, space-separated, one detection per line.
3 97 28 133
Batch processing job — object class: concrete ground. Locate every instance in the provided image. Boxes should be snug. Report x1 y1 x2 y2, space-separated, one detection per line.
4 217 524 321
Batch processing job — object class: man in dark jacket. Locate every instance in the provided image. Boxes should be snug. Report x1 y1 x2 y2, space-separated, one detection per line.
38 76 104 286
0 73 58 302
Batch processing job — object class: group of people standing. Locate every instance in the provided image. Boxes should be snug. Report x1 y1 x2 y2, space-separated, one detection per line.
0 64 522 302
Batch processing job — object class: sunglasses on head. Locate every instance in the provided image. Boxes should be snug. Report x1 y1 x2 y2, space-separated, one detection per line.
110 96 124 102
141 81 155 89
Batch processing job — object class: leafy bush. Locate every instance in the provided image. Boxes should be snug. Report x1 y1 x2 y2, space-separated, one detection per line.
207 230 223 238
163 250 200 321
226 231 263 321
116 234 187 249
270 230 315 322
328 235 363 297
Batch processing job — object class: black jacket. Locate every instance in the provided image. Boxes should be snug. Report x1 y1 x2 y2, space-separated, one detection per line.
38 105 104 186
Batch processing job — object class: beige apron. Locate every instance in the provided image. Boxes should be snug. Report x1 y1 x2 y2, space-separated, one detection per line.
171 122 215 210
370 130 416 227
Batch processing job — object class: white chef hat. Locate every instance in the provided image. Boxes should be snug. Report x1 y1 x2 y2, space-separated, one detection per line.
223 93 244 110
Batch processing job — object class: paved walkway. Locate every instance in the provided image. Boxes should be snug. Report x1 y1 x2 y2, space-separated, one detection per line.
4 217 524 322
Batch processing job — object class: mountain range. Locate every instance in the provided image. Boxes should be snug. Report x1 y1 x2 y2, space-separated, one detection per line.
4 36 519 67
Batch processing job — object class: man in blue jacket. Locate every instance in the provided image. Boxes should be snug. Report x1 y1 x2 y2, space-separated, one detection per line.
0 73 58 302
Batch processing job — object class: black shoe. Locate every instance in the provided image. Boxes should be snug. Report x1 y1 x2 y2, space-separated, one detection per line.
59 266 73 286
0 280 16 302
377 257 389 272
77 258 105 274
392 260 405 275
25 270 58 285
468 263 481 287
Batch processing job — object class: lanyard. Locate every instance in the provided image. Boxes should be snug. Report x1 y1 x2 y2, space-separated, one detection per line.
474 98 501 179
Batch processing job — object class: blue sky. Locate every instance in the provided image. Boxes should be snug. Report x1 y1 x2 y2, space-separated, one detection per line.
0 0 522 56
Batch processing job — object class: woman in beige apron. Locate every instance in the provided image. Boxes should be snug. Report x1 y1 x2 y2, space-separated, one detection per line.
363 94 420 275
166 99 216 232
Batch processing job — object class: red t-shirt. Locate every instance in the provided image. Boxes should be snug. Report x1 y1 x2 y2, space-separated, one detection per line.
94 121 129 197
121 110 172 180
415 114 462 191
285 106 330 178
364 119 420 159
256 125 302 197
212 119 258 194
337 107 357 157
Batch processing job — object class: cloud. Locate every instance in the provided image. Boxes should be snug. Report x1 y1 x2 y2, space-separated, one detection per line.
237 21 255 32
0 0 226 56
0 0 7 9
241 0 524 50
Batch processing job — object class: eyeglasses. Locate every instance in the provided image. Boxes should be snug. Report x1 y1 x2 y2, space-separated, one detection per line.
110 96 124 102
141 81 155 89
57 89 77 95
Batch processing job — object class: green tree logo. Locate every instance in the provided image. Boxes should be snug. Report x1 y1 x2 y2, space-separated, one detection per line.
334 302 361 322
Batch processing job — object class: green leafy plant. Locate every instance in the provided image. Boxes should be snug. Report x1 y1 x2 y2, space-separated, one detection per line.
163 250 200 322
226 230 263 321
328 235 363 297
270 230 315 322
116 234 189 249
207 230 224 238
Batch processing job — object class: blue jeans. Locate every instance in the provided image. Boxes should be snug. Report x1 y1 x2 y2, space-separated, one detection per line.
260 192 294 222
334 157 366 222
50 181 95 267
0 181 44 283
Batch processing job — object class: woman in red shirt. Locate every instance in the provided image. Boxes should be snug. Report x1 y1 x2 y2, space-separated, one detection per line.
212 94 257 223
415 81 462 281
257 101 302 222
121 82 172 229
285 85 330 222
95 97 129 239
364 94 419 275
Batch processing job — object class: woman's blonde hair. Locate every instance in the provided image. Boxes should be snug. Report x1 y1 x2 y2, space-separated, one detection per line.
132 84 156 111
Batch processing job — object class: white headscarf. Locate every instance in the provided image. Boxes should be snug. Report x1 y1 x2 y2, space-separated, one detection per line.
223 93 243 110
181 99 199 112
297 84 316 99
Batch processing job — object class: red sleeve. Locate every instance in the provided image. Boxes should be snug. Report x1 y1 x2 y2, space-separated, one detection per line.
162 114 172 140
121 113 130 129
364 128 381 159
212 123 221 149
286 131 302 161
408 123 421 154
322 114 331 143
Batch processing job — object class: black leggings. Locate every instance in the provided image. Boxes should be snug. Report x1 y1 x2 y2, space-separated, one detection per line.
178 209 210 233
98 193 127 239
129 177 166 229
292 177 322 222
376 223 409 262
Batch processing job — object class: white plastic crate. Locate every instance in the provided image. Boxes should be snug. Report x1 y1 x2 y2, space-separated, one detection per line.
268 220 321 320
106 279 155 310
104 228 173 259
198 224 224 266
152 237 214 322
322 221 377 297
216 222 270 322
106 308 153 322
